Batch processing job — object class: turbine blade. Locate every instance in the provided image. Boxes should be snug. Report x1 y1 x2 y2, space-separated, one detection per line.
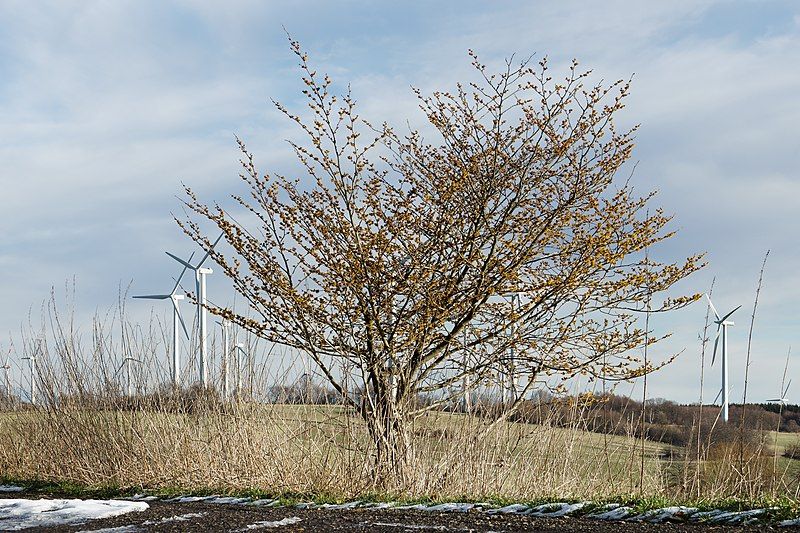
705 293 720 321
195 277 202 314
785 379 793 397
172 297 191 341
196 232 224 269
720 305 742 323
711 328 720 366
132 294 170 300
713 387 722 405
171 251 196 295
166 251 196 270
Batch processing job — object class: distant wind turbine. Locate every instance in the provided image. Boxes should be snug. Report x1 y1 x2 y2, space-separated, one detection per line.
234 342 246 398
21 353 37 406
167 233 224 388
116 356 141 397
1 355 11 399
706 293 741 423
767 379 792 406
218 319 230 398
133 252 194 387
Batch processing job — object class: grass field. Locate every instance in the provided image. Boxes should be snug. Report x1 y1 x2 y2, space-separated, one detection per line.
0 402 752 503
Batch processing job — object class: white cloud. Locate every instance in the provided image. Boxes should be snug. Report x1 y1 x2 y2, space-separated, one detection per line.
0 0 798 402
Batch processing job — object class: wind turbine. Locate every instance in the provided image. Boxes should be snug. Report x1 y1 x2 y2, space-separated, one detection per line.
116 356 141 397
234 342 246 398
767 379 792 406
166 233 224 388
706 293 741 423
1 356 11 399
218 319 230 398
21 353 37 406
133 252 194 387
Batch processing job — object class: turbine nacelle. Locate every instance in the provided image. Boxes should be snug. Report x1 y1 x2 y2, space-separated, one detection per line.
165 233 223 277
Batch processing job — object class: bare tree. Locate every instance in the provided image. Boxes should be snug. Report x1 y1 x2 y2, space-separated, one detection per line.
179 41 704 483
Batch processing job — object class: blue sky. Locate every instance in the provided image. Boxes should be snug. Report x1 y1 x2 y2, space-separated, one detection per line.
0 0 798 403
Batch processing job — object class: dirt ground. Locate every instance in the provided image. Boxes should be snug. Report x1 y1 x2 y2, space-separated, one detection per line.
7 499 787 532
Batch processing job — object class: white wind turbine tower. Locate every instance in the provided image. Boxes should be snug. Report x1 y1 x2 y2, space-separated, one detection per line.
21 353 37 406
167 233 224 388
1 356 11 399
234 342 246 398
218 319 230 398
133 252 194 387
705 293 741 423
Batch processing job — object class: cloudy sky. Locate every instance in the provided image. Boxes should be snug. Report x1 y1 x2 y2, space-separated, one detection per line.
1 0 798 403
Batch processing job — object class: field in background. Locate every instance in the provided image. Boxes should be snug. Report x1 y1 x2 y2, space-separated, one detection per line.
0 403 671 501
2 399 799 504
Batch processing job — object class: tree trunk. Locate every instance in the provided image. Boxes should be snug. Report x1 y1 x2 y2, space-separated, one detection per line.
364 381 413 488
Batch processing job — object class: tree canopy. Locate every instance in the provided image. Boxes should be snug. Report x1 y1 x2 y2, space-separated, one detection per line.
179 40 703 480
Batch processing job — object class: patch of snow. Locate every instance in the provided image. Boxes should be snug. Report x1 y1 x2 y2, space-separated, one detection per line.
360 502 394 510
371 522 448 530
527 502 587 517
208 496 252 505
246 499 280 507
293 502 316 510
628 506 698 523
779 517 800 527
689 509 725 521
488 503 529 514
140 512 206 525
588 505 635 520
240 516 303 529
318 501 362 510
0 487 23 493
0 498 148 530
705 508 767 525
392 504 433 511
128 494 158 502
425 503 474 513
172 495 216 503
78 527 138 533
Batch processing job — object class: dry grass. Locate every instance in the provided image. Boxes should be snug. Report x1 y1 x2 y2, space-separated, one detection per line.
0 403 668 500
1 293 799 504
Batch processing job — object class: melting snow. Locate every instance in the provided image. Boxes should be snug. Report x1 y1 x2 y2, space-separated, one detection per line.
246 499 280 507
208 496 252 505
141 512 206 525
0 487 22 493
0 498 148 530
488 503 529 514
391 504 432 511
424 503 474 513
78 527 138 533
628 506 698 523
705 508 768 525
371 522 449 530
780 517 800 527
527 502 587 517
588 505 635 520
318 501 362 510
241 516 303 529
170 495 215 503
